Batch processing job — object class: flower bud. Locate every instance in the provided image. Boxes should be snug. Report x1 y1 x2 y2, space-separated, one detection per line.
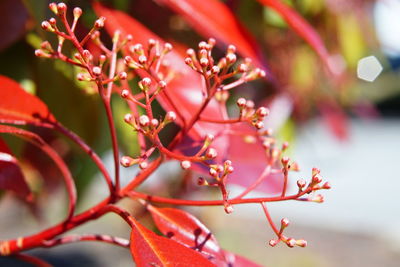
198 177 208 186
180 160 191 170
92 66 102 76
139 161 148 170
256 107 269 117
186 48 195 57
164 42 173 52
296 239 307 247
236 98 246 108
312 174 323 184
238 63 248 73
224 205 234 214
49 3 58 14
73 7 82 19
165 111 176 122
124 113 133 123
225 165 234 173
41 21 53 32
211 66 220 74
226 53 236 64
286 238 296 248
297 179 306 188
120 156 137 167
150 118 159 128
312 167 320 177
57 3 67 16
121 89 129 98
94 17 106 29
199 58 209 67
268 239 278 247
139 115 150 127
35 49 50 58
227 44 236 54
205 148 217 159
209 168 218 177
254 121 264 129
118 72 127 80
281 218 290 228
322 182 331 189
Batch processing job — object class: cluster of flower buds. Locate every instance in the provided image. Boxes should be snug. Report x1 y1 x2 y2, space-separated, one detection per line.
295 167 331 203
184 40 266 95
236 98 270 130
124 39 173 72
197 160 234 213
268 218 308 248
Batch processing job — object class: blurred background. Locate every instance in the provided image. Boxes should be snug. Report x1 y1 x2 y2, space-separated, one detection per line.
0 0 400 266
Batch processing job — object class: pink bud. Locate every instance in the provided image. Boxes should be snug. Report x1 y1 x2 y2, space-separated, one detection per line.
254 121 264 129
120 156 136 167
322 182 331 189
216 165 224 173
227 44 236 53
151 119 159 128
268 239 278 247
57 3 67 15
281 218 290 227
286 238 296 248
198 41 208 49
224 160 232 166
211 66 220 74
49 18 56 25
49 3 58 14
238 63 248 73
158 81 167 88
198 177 207 186
73 7 82 18
312 174 323 184
76 73 85 81
312 167 320 177
282 141 289 151
118 72 127 80
121 89 129 98
35 49 49 58
257 107 269 117
139 161 148 170
281 157 290 166
138 55 147 65
124 114 133 123
236 98 246 108
226 53 236 64
94 17 106 29
224 205 234 214
184 57 193 66
208 38 216 46
297 179 306 188
141 77 151 86
296 239 307 247
209 168 218 177
246 100 255 109
139 115 150 127
41 21 52 31
180 160 191 170
164 43 172 51
205 148 218 159
226 165 234 173
186 48 195 57
199 58 209 67
92 66 102 76
126 34 133 42
206 134 214 141
165 111 176 122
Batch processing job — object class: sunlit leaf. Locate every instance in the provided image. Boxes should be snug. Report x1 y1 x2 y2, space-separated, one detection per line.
0 75 56 126
148 205 226 262
130 217 216 266
155 0 271 76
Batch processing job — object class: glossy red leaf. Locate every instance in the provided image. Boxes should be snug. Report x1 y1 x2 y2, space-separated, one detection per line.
227 124 282 194
0 125 76 218
130 217 216 266
0 75 56 126
0 137 32 200
147 205 226 262
155 0 271 75
258 0 334 74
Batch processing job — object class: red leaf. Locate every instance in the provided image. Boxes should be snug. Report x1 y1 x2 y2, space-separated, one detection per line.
0 0 29 51
130 217 216 266
318 101 348 140
0 75 56 126
0 125 76 218
227 124 282 194
155 0 271 74
258 0 334 74
0 137 32 200
147 206 226 262
93 3 228 140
